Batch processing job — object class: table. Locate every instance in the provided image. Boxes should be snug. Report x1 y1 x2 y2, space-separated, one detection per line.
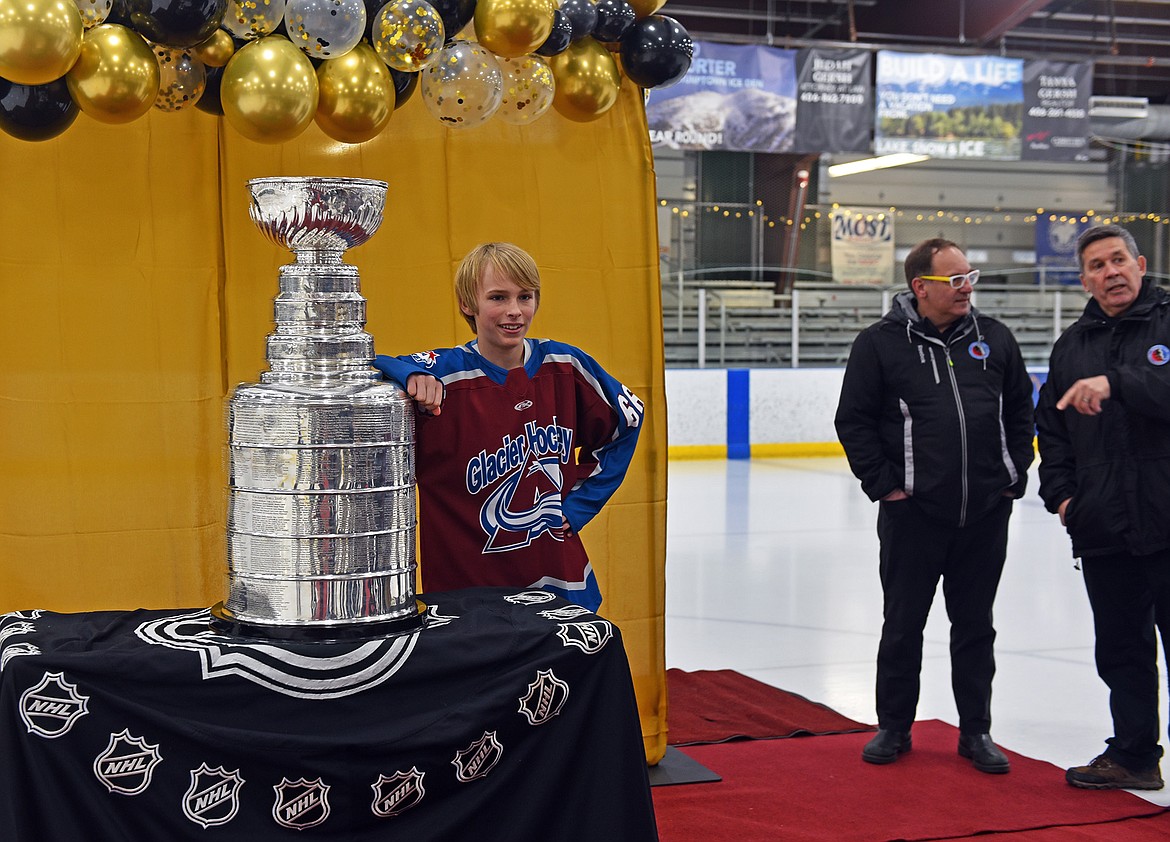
0 587 657 840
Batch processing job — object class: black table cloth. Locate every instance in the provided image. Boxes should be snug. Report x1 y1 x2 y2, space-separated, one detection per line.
0 587 658 840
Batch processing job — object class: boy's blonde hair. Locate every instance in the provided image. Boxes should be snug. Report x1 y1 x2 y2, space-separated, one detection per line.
455 242 541 332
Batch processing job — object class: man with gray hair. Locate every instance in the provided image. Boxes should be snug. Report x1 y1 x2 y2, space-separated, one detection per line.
1036 223 1170 790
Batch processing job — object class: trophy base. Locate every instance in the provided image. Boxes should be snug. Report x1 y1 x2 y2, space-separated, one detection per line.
209 600 427 643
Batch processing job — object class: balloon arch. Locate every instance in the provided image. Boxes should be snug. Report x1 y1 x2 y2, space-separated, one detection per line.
0 0 693 143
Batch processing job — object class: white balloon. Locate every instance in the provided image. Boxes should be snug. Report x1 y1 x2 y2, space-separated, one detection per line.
285 0 367 59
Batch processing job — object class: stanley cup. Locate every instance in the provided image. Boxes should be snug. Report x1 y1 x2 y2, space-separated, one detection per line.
210 177 425 640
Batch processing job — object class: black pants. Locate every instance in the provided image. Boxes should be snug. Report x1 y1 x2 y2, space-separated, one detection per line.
1081 550 1170 772
875 496 1012 735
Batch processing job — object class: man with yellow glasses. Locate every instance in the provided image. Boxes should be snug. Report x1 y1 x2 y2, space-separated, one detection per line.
835 238 1035 775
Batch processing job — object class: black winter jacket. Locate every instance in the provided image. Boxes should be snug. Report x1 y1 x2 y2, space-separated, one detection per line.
835 291 1036 528
1036 280 1170 559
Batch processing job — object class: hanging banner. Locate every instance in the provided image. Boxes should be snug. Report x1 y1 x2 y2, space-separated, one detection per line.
645 41 798 152
1035 214 1091 284
793 48 873 154
1022 60 1092 162
830 208 896 285
875 51 1024 160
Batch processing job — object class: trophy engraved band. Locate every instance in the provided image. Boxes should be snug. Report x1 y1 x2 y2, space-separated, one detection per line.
211 176 426 641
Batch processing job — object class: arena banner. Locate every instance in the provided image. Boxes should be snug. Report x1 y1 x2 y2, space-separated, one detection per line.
875 51 1024 160
793 48 873 154
829 207 896 285
1022 60 1092 162
1035 214 1092 283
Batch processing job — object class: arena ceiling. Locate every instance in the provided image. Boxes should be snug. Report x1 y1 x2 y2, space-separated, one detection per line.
661 1 1170 104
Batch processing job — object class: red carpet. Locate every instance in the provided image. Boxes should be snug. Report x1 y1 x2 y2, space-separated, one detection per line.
667 668 872 745
652 719 1167 842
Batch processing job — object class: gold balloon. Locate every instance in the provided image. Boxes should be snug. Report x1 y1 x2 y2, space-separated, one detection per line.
66 24 159 124
315 42 394 144
548 36 620 123
221 35 319 144
474 0 555 59
194 28 236 68
0 0 83 85
627 0 666 17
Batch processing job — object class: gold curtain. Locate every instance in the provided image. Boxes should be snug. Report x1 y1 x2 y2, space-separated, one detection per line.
0 84 668 762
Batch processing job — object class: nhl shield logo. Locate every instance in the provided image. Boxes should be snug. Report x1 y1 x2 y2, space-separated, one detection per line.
518 669 570 726
19 671 90 739
182 763 244 828
93 729 163 795
505 590 556 605
273 777 331 830
371 768 426 818
452 731 504 782
538 605 591 621
556 620 613 655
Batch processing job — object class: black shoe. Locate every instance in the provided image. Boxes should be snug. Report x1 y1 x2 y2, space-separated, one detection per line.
958 733 1011 774
1066 754 1164 790
862 729 911 765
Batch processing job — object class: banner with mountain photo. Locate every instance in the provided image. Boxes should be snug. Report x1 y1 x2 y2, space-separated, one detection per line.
645 43 871 154
875 51 1025 160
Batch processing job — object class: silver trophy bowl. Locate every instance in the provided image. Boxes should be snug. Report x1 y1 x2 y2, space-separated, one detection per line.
211 177 426 641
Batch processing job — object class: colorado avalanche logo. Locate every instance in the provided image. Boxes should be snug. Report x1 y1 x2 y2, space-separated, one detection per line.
411 350 440 368
968 341 990 360
452 731 504 782
480 448 565 553
371 768 426 818
1147 344 1170 366
19 671 89 738
273 777 331 830
556 620 613 655
136 610 420 699
183 764 244 828
518 669 570 725
93 729 163 796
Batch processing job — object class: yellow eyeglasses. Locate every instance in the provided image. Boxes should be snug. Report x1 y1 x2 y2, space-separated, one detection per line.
917 269 980 289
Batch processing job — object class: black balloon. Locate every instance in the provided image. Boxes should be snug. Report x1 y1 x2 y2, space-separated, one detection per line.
560 0 597 41
535 9 572 57
123 0 228 47
428 0 475 42
0 77 79 142
619 14 693 89
593 0 634 43
195 64 224 115
389 67 418 109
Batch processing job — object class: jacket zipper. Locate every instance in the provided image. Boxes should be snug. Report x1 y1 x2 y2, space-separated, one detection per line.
942 345 969 527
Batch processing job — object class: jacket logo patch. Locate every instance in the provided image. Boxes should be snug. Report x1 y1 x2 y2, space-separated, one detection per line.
0 621 36 643
1147 344 1170 365
505 590 556 605
452 731 503 782
2 642 40 671
538 605 591 621
514 399 533 411
518 669 570 725
93 729 163 795
371 768 426 818
968 341 990 360
273 777 331 830
411 350 439 368
182 763 244 828
19 671 89 738
556 620 613 655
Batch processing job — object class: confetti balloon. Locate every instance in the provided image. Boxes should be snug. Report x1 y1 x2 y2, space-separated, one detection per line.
548 35 618 122
0 0 84 85
153 44 206 110
372 0 443 73
74 0 112 28
221 34 318 142
221 0 286 39
495 54 553 125
315 41 393 142
285 0 366 58
474 0 555 59
66 23 160 123
420 39 502 128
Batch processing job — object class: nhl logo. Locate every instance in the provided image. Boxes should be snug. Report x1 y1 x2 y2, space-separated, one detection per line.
556 620 613 655
182 763 244 828
19 671 90 739
452 731 504 782
504 590 556 605
538 605 591 621
93 729 163 796
370 768 426 818
273 777 331 830
518 669 570 726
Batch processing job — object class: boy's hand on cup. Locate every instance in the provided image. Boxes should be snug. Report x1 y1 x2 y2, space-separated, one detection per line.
406 373 444 416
